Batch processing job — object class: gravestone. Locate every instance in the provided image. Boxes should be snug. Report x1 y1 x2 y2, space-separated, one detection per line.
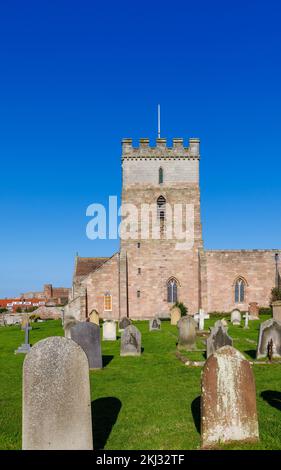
256 318 281 359
177 316 196 351
272 301 281 322
22 336 93 450
71 322 102 369
120 325 141 356
64 316 79 339
170 306 181 325
15 321 32 354
89 309 99 326
149 317 161 331
201 346 259 448
243 312 249 329
198 309 205 331
249 302 260 320
103 320 117 341
231 309 241 325
221 318 228 327
206 320 233 358
119 317 132 331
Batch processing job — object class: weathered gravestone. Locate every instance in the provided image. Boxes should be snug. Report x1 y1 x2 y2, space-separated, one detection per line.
272 301 281 322
15 321 32 354
22 336 93 450
177 316 197 351
71 322 102 369
64 316 78 339
149 317 161 331
256 318 281 359
89 309 99 325
201 346 259 448
120 325 141 356
243 312 249 329
170 305 181 326
206 320 233 358
231 309 241 325
249 302 260 320
103 320 117 341
119 317 132 331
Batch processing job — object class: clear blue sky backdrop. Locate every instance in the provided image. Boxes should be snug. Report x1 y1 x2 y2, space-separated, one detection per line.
0 0 280 297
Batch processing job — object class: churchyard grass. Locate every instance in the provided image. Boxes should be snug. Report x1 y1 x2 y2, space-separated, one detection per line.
1 315 281 450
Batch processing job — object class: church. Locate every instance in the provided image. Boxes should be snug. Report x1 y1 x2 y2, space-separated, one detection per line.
66 137 280 321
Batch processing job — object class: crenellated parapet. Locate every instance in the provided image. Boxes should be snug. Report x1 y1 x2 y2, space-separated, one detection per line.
122 137 200 159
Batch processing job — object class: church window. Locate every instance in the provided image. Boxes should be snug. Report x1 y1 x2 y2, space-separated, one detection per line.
137 290 141 298
137 242 140 248
138 268 141 274
159 167 164 184
104 292 112 311
167 278 178 303
234 278 246 303
157 195 166 233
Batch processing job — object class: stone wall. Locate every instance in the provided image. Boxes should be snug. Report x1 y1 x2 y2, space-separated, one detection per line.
85 254 120 320
204 250 281 312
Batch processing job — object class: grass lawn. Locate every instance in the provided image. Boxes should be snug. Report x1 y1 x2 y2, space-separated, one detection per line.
1 314 281 450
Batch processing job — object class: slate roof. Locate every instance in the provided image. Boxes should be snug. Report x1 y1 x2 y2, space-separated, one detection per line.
75 257 110 277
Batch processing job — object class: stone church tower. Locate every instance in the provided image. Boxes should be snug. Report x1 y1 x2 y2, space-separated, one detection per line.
67 136 280 322
119 137 203 318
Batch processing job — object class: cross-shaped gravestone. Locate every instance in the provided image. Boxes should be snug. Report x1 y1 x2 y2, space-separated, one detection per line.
15 321 32 354
198 309 205 331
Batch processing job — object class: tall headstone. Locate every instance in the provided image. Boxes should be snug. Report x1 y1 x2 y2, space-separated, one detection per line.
103 320 117 341
170 306 181 326
149 317 161 331
22 336 93 450
120 325 141 356
71 322 102 369
244 312 249 329
231 309 241 325
206 320 233 358
119 317 132 331
256 318 281 359
249 302 260 320
272 301 281 322
201 346 259 448
89 309 99 326
177 316 196 351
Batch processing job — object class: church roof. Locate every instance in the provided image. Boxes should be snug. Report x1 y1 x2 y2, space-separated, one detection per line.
75 257 110 277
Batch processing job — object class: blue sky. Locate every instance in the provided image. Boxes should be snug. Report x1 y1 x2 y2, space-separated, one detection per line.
0 0 280 297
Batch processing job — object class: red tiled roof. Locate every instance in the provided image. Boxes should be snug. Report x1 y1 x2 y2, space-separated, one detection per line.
75 257 109 277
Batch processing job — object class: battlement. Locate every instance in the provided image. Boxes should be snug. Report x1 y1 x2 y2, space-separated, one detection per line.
122 137 200 159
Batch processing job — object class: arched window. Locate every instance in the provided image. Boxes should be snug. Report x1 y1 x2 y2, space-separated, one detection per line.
104 292 112 311
167 278 178 303
157 195 166 221
159 167 163 184
234 278 246 303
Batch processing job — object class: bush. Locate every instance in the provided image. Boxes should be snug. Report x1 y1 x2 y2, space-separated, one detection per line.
271 288 281 302
259 307 272 315
174 302 188 317
0 308 8 314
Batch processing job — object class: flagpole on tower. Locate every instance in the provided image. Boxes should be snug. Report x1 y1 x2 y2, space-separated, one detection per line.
158 104 161 139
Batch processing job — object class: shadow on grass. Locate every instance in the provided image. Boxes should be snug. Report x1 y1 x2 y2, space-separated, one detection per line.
191 396 201 434
244 349 256 359
102 355 114 367
92 397 122 450
261 390 281 411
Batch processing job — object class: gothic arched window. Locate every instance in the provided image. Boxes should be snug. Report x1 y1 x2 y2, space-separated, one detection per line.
157 195 166 221
159 167 164 184
167 278 178 303
234 278 246 303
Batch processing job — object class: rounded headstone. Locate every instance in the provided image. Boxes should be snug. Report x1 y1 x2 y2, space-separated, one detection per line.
119 317 132 331
201 346 259 448
71 321 102 369
256 318 281 359
177 316 196 350
206 320 233 358
170 306 181 326
149 317 161 331
231 309 241 325
22 336 93 450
